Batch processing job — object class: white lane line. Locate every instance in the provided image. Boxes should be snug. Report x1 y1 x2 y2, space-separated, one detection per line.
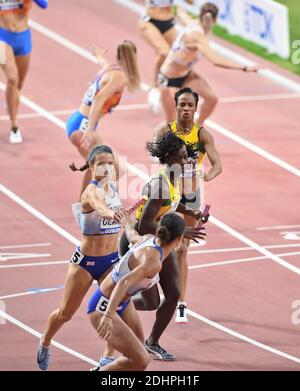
113 0 300 94
1 93 300 121
0 286 64 300
0 260 68 269
189 243 300 253
0 253 51 262
27 19 300 178
0 83 299 276
0 310 98 367
187 308 300 365
188 251 300 270
257 225 300 231
205 119 300 177
0 243 51 250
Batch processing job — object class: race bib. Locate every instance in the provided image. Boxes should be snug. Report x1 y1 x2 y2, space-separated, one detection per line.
79 117 89 131
99 217 121 235
70 249 84 265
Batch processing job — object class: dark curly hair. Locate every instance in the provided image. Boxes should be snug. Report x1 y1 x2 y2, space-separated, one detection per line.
147 131 202 164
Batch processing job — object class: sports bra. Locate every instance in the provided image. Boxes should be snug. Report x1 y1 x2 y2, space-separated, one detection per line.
146 0 173 8
111 236 163 296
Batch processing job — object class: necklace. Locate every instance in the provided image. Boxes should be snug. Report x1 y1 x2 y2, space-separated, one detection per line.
176 122 193 134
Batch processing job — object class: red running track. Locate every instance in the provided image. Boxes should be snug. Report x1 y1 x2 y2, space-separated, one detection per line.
0 0 300 371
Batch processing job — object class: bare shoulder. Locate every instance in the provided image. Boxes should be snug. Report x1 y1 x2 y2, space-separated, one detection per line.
154 122 170 138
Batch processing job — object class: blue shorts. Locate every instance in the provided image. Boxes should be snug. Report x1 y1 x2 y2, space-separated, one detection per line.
66 111 98 138
0 28 32 56
69 247 119 280
87 287 130 316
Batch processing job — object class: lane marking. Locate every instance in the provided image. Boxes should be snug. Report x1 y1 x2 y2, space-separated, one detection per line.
26 20 300 177
189 243 300 252
0 260 68 269
189 251 300 269
257 225 300 231
0 286 64 300
187 308 300 365
1 92 300 121
0 253 51 262
0 243 51 250
0 310 98 366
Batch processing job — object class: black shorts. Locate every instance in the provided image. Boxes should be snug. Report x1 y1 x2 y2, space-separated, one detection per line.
142 15 175 34
157 71 190 88
180 188 201 211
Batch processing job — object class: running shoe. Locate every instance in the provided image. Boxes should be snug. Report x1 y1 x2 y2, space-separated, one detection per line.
37 339 51 370
145 340 175 361
147 87 161 114
90 355 115 371
175 304 188 323
9 127 22 144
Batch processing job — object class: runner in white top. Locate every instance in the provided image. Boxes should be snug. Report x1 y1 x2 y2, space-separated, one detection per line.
88 212 187 371
139 0 194 113
158 2 259 124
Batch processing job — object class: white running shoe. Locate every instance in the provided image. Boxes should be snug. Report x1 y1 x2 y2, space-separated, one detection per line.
9 128 22 144
175 304 188 323
147 87 161 114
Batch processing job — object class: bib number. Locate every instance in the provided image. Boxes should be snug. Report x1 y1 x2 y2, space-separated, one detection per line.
96 296 109 313
79 118 89 131
70 249 84 265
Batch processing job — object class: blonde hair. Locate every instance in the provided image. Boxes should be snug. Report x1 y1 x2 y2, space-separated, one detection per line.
117 40 141 93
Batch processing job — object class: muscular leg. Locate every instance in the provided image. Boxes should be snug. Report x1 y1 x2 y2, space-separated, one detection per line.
176 214 197 303
89 306 150 371
42 264 93 347
15 53 30 115
183 71 218 125
138 21 172 85
147 251 180 344
0 44 19 128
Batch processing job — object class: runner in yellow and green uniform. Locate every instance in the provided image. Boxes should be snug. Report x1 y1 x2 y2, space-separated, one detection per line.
155 87 222 323
119 130 207 361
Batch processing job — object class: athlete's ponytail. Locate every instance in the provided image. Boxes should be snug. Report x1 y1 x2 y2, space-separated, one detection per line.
200 2 219 21
117 40 141 93
69 145 114 172
156 213 185 244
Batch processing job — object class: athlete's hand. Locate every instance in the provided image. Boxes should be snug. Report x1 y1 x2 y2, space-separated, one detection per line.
184 226 206 243
97 315 113 340
113 209 124 223
191 210 210 224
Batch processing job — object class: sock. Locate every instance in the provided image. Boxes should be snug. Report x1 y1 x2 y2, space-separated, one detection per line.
178 301 187 307
11 126 18 133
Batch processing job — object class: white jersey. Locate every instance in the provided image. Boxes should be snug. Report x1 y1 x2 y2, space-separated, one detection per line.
146 0 173 8
111 236 163 296
72 182 122 235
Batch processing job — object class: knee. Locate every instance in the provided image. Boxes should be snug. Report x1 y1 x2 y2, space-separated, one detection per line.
7 73 19 88
58 308 73 323
135 351 151 371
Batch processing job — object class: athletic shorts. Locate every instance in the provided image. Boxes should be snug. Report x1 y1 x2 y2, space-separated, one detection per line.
180 188 201 210
66 111 98 138
0 27 32 56
157 71 190 88
87 287 130 316
69 247 119 280
141 15 175 34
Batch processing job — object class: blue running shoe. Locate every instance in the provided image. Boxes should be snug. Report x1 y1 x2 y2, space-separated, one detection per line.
90 355 115 371
37 339 51 370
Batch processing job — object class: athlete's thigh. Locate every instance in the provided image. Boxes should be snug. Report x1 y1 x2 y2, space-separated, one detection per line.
59 263 93 313
0 43 18 81
183 71 217 99
15 54 30 87
121 301 145 343
163 25 177 46
139 21 170 54
159 251 179 296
